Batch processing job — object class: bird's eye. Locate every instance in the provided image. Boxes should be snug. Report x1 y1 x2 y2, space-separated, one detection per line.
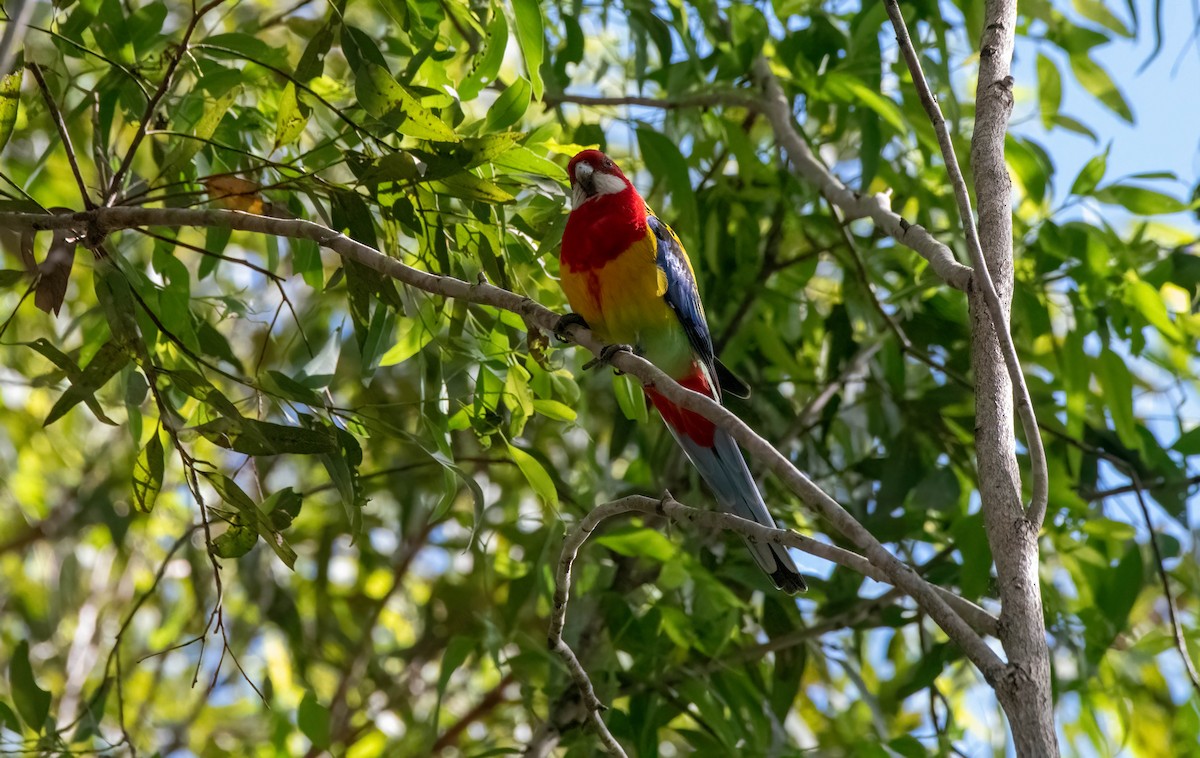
603 158 614 169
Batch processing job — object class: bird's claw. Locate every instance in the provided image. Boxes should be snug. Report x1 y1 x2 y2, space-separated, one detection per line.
553 312 589 343
583 343 637 372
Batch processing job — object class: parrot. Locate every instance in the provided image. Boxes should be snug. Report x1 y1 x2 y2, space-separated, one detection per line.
556 149 807 593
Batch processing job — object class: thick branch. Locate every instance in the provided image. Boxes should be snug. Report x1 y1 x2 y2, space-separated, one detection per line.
0 205 1004 680
884 0 1048 530
749 57 973 291
952 1 1058 754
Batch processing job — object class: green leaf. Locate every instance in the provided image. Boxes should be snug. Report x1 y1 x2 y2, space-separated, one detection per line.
161 86 242 179
506 441 557 508
462 133 522 166
427 450 485 524
636 127 697 242
1036 53 1061 129
206 474 298 569
436 636 475 705
1052 113 1099 141
594 525 676 561
193 417 339 455
93 258 143 349
298 691 331 750
1070 149 1108 196
950 513 992 599
1172 425 1200 456
293 24 335 82
458 10 508 101
0 64 21 155
1006 135 1050 205
1068 55 1133 122
490 146 567 181
485 78 532 132
320 428 365 534
432 172 515 204
0 269 24 289
0 699 21 734
132 427 165 513
212 523 258 559
1073 0 1132 36
532 399 576 422
9 640 50 733
262 487 304 531
1124 276 1181 342
888 735 929 758
511 0 545 100
1095 349 1140 451
44 340 129 426
823 72 906 134
1094 184 1187 215
379 316 435 366
202 33 291 69
1097 545 1143 629
433 635 476 732
274 82 308 148
612 372 649 424
355 63 458 142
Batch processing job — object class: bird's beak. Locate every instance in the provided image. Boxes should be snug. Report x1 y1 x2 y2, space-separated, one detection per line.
574 162 596 197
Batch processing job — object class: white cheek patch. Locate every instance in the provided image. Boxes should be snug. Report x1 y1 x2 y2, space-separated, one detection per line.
572 183 590 208
592 172 626 196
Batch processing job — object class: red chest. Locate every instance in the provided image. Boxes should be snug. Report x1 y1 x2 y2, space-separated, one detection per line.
561 189 649 272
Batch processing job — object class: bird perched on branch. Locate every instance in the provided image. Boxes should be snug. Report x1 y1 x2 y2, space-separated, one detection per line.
557 149 807 593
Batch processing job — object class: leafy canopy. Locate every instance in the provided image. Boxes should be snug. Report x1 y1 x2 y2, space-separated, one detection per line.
0 0 1197 755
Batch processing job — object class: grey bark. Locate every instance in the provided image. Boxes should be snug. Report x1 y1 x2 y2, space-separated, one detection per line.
969 2 1059 754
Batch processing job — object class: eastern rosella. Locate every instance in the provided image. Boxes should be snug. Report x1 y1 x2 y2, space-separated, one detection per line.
558 150 807 593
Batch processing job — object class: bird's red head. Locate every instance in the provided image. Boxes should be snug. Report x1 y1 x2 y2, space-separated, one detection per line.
567 150 633 208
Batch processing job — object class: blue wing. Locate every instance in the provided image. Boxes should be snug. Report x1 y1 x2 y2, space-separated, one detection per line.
649 215 751 399
649 215 714 362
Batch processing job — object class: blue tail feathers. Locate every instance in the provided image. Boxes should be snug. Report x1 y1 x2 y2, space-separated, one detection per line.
673 428 808 593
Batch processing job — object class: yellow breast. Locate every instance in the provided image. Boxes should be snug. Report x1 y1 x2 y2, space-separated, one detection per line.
560 228 672 345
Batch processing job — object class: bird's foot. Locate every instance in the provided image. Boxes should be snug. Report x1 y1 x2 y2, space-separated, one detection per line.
553 312 589 343
583 343 638 372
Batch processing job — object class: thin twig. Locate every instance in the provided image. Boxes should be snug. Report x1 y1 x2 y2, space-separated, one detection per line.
1128 469 1200 694
260 0 315 29
27 62 95 209
548 507 627 757
543 91 756 111
883 1 1048 530
430 673 516 753
1083 473 1200 501
106 0 226 204
827 198 970 386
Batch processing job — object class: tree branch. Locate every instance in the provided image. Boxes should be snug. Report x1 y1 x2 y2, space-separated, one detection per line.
0 205 1005 682
749 57 973 292
883 0 1048 530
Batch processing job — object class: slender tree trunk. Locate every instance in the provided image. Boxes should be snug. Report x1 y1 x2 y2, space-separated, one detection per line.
969 2 1059 754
